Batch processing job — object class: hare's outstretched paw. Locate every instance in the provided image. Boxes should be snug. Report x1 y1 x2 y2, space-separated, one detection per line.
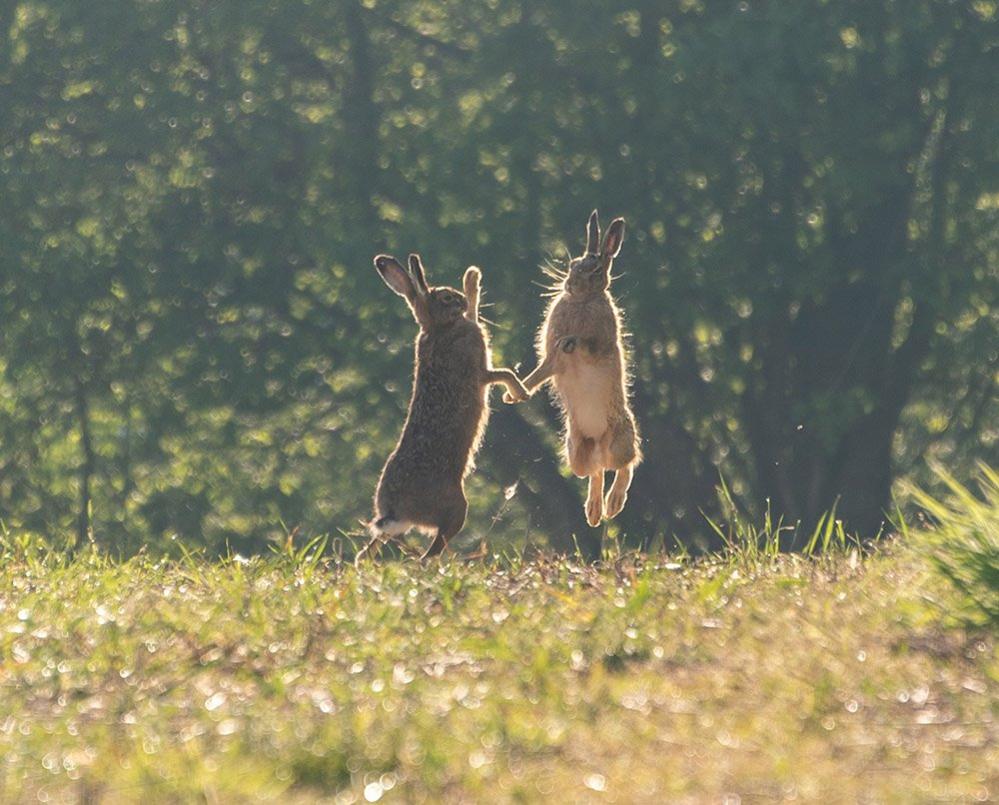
502 382 528 404
488 369 529 403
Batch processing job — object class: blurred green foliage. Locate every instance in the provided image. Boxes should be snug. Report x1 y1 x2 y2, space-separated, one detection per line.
0 0 996 553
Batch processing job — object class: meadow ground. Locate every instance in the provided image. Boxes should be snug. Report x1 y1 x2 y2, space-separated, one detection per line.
0 530 995 804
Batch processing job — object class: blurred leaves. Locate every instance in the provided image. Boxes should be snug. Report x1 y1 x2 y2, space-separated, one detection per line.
0 0 995 552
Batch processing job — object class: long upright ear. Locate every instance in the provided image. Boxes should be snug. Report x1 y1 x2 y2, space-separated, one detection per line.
586 209 601 255
375 254 415 298
408 254 430 296
601 217 625 260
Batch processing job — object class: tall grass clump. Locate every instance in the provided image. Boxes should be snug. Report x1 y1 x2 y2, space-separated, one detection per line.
702 477 855 560
908 464 999 628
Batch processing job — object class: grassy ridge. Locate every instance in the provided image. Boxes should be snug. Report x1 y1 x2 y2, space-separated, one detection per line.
0 539 996 803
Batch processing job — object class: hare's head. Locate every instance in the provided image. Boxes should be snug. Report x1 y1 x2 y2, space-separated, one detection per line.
375 253 468 329
563 210 625 296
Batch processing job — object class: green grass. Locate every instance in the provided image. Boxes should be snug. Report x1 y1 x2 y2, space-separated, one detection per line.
1 532 996 803
907 465 999 629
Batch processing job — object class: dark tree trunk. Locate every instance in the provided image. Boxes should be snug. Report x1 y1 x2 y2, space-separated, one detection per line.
343 1 380 237
484 407 599 558
73 377 96 549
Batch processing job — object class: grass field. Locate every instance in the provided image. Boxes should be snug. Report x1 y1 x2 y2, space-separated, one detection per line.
1 527 996 803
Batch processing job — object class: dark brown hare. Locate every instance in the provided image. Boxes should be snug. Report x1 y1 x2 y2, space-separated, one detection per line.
518 211 642 529
359 254 528 561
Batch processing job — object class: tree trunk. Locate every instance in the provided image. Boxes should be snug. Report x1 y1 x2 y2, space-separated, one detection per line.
73 377 96 549
484 407 599 558
343 1 380 236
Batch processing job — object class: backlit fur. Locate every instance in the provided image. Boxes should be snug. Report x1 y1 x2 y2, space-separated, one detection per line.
521 211 642 528
362 255 527 561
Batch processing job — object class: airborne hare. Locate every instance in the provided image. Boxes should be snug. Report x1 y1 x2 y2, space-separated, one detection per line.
361 254 528 561
519 210 642 528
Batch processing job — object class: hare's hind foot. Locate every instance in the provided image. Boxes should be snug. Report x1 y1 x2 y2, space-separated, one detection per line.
585 471 605 528
420 533 447 561
357 515 412 565
604 465 635 520
355 536 383 566
419 497 467 562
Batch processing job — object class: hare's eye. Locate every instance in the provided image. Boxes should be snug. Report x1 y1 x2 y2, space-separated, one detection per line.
440 292 453 303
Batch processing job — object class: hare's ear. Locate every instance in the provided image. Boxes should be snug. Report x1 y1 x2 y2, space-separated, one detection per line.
601 217 625 259
375 255 415 299
586 209 601 255
408 254 430 296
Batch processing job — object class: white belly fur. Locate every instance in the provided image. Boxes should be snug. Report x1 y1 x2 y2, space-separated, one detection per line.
556 361 612 438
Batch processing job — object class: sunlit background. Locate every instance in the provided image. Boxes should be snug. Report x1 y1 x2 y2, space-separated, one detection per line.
1 0 996 555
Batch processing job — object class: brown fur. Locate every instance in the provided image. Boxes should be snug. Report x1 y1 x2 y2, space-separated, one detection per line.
361 256 527 561
520 211 642 528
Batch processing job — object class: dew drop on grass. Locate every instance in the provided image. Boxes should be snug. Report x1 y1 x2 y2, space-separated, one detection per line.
584 773 606 792
392 664 414 686
217 719 239 736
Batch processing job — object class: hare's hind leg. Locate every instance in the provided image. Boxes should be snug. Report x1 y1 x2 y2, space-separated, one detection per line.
354 537 382 565
566 430 599 478
356 515 412 564
420 493 468 562
585 471 605 528
605 465 634 520
604 418 639 520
